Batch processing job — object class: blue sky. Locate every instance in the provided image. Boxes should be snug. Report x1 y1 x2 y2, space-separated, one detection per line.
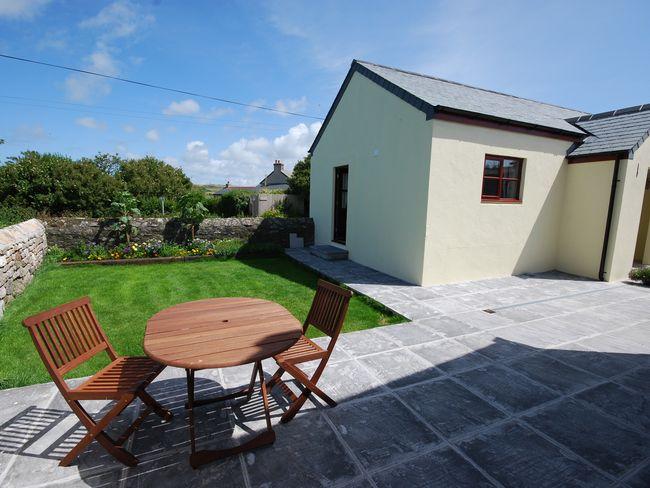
1 0 649 184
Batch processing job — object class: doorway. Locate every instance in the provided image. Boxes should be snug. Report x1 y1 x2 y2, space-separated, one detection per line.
333 165 348 244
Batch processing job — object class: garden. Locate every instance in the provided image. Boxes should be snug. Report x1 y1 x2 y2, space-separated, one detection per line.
0 253 402 389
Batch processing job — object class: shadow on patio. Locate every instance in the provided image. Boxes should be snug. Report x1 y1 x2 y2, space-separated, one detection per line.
1 337 648 487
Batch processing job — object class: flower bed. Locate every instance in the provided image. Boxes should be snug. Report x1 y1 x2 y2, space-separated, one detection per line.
55 238 283 264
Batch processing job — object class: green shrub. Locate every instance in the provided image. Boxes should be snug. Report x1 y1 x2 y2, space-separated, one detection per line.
0 151 122 216
216 190 252 217
178 191 209 239
629 267 650 285
205 196 221 215
117 156 192 201
261 207 287 218
0 206 36 228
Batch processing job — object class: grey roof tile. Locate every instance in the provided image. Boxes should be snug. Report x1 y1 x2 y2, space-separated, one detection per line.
356 60 587 135
567 107 650 157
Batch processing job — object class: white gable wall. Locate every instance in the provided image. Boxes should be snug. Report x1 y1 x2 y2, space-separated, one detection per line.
310 72 433 284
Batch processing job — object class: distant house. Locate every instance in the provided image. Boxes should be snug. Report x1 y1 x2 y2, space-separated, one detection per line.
309 59 650 285
214 160 290 195
259 160 290 191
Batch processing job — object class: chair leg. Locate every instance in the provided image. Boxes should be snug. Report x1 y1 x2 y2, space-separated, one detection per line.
280 391 310 424
265 366 285 390
61 399 139 467
138 390 173 422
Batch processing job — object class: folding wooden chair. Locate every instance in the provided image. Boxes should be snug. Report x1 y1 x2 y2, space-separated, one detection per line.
266 279 352 423
23 297 172 467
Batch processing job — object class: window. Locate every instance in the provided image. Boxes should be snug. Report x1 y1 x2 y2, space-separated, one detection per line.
481 155 523 202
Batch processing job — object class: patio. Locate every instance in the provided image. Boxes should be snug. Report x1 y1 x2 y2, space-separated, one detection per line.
1 251 649 487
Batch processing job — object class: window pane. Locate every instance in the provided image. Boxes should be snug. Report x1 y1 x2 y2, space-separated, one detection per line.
482 178 499 197
501 180 520 199
484 159 500 176
503 159 520 178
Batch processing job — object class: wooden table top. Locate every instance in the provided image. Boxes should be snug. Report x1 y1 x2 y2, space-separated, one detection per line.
144 298 302 369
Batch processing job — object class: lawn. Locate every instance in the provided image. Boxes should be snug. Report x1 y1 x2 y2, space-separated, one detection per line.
0 256 403 389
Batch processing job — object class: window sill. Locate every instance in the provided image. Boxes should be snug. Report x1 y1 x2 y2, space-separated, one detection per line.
481 198 522 204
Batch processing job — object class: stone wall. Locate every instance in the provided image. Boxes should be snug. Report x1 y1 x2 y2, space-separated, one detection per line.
44 217 314 249
0 219 47 318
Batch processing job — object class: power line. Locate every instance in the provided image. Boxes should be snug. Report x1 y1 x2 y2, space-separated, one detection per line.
0 95 290 130
0 53 325 120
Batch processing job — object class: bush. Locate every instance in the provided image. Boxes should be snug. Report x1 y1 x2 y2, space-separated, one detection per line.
138 196 170 216
216 190 252 217
118 156 192 201
178 191 209 239
261 207 287 218
0 206 36 228
205 196 221 215
629 267 650 286
0 151 122 216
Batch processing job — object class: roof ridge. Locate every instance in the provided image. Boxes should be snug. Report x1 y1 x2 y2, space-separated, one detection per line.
567 104 650 123
354 59 589 115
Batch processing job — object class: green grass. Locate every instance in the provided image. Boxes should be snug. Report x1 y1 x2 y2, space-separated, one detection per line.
0 256 403 389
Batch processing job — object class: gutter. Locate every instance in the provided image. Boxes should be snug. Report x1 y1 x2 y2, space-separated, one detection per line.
599 157 621 281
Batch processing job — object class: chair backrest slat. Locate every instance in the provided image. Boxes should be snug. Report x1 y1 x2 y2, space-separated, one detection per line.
23 297 115 388
305 280 352 339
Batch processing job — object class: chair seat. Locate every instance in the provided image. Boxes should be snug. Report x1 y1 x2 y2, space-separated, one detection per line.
274 335 327 365
69 356 165 400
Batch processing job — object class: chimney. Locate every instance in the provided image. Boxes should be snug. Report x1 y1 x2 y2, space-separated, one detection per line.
274 159 284 172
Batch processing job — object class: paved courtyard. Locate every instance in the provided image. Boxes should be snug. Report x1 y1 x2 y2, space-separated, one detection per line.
1 250 649 487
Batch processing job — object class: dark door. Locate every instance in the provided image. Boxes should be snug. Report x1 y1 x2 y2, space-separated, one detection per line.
333 165 348 243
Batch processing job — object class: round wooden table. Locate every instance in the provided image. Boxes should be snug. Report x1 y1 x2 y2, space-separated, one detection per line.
144 298 302 468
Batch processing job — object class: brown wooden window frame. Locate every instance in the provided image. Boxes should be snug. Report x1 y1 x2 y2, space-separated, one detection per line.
481 154 524 203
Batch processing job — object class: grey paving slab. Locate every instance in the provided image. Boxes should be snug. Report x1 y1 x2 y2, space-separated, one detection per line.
410 339 491 374
451 310 516 331
376 321 442 347
122 454 244 488
525 398 650 476
456 334 536 361
456 364 558 414
544 343 638 378
389 300 441 320
397 379 506 438
358 349 440 389
420 297 474 315
327 394 440 470
372 446 495 487
336 330 401 357
575 382 650 432
626 461 650 488
245 413 360 488
300 360 387 403
616 366 650 395
457 421 611 488
417 316 481 338
508 353 601 394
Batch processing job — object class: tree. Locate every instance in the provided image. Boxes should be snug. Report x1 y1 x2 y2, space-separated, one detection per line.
178 191 209 240
0 151 121 216
118 156 192 200
82 153 124 176
109 191 140 244
287 154 311 214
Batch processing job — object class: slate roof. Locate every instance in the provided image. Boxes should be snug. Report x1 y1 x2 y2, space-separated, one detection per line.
356 61 588 134
566 105 650 157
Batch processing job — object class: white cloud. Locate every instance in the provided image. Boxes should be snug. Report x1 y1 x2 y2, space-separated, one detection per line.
36 29 67 50
146 129 159 142
122 124 135 133
11 123 49 142
0 0 50 19
178 122 321 184
79 0 154 41
163 99 201 116
75 117 105 129
246 98 266 113
274 96 308 116
64 49 119 102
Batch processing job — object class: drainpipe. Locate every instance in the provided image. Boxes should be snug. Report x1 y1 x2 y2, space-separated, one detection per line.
598 157 621 281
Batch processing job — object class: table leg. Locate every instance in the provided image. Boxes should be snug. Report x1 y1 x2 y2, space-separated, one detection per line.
184 363 258 409
185 368 196 455
189 360 275 469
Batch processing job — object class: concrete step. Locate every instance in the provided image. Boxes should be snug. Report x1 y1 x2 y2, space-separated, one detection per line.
309 245 349 261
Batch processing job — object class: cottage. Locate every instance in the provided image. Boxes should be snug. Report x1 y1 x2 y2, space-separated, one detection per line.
215 160 290 195
309 60 650 285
